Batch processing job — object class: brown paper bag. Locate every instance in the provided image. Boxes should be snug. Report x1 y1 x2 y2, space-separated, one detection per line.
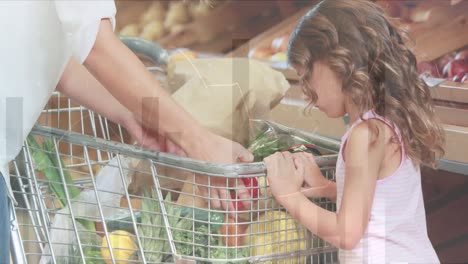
167 58 290 208
128 58 289 208
170 58 290 145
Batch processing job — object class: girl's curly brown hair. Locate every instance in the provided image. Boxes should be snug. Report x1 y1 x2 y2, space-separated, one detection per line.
288 0 445 167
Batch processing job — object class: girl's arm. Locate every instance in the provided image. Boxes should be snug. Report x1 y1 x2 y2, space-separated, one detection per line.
301 180 337 202
294 153 337 201
267 122 383 250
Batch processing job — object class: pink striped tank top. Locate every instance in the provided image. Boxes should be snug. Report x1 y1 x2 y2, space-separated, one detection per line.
335 110 439 263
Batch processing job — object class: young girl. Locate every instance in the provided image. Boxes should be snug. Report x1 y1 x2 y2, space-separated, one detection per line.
265 0 445 263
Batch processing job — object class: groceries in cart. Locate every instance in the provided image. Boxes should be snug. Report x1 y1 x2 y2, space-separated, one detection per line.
248 120 322 162
21 121 334 264
14 56 337 263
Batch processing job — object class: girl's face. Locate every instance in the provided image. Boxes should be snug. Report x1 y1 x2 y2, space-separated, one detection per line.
298 61 347 118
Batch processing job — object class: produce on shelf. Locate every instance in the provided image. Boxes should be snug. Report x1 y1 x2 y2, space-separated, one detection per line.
462 74 468 84
101 230 138 264
117 1 219 42
271 35 290 53
444 59 468 80
374 0 455 23
164 1 191 29
248 47 276 60
140 21 165 41
118 24 140 37
248 34 290 62
417 47 468 83
247 0 465 64
140 1 165 24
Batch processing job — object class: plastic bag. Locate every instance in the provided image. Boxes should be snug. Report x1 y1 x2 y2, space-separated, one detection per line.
40 156 132 264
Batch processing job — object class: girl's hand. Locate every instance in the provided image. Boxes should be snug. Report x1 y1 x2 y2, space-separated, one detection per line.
265 151 304 198
293 153 331 198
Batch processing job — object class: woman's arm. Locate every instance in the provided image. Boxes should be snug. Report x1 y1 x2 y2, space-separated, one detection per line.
57 57 181 153
83 19 208 154
57 57 132 126
268 122 383 250
81 19 253 211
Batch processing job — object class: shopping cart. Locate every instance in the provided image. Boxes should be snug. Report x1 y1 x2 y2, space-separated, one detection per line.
8 38 341 264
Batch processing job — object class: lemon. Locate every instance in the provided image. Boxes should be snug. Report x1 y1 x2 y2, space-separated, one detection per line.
101 230 137 264
244 211 307 264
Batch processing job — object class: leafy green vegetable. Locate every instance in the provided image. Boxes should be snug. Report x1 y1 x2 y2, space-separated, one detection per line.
28 136 95 231
27 136 81 207
248 126 321 161
172 218 248 264
138 189 247 263
138 188 166 262
54 231 106 264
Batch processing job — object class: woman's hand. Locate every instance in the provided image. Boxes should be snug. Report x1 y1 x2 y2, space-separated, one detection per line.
186 130 254 212
122 115 186 156
265 151 304 199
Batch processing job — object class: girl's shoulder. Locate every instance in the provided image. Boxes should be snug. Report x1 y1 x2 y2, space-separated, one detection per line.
342 110 403 147
343 119 389 155
343 117 404 180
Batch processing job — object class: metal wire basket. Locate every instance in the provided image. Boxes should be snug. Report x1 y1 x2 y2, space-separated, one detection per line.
8 91 339 264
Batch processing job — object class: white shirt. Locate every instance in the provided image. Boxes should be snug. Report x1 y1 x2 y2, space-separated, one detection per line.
0 1 116 202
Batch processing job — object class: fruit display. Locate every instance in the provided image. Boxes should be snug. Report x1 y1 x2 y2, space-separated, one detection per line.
418 47 468 83
117 1 220 42
246 0 467 65
375 0 465 22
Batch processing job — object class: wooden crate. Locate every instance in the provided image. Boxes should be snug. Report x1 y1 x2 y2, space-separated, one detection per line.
431 81 468 104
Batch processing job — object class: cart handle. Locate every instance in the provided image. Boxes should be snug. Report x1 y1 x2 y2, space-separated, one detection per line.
119 36 169 65
30 125 338 178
